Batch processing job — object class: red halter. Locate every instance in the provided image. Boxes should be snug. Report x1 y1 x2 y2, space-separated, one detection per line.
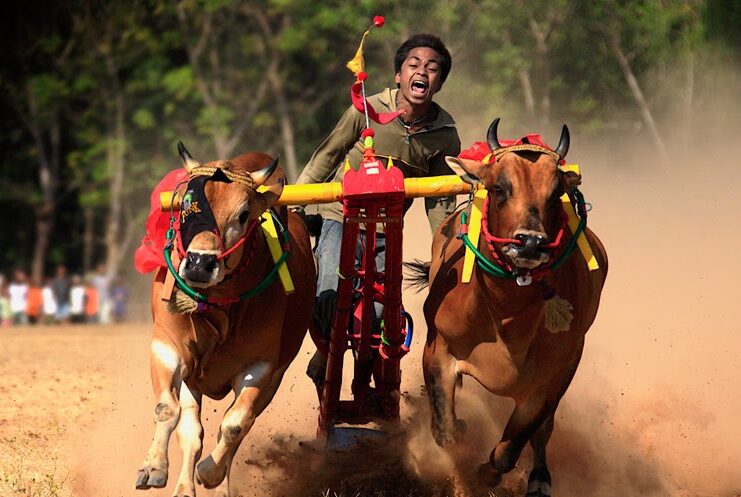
479 194 568 278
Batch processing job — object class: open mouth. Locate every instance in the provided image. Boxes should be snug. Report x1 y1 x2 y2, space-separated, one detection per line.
504 245 549 270
411 79 428 96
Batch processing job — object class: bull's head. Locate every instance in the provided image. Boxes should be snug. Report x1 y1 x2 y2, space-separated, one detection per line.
447 118 578 272
176 142 284 288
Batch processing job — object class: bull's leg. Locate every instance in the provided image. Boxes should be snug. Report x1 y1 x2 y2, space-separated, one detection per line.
136 339 184 490
482 356 580 491
423 339 463 447
473 388 551 490
173 382 203 497
196 361 285 492
526 414 554 497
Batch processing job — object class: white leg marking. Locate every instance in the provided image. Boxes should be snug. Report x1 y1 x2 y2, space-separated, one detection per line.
174 382 203 496
232 361 272 393
151 340 181 372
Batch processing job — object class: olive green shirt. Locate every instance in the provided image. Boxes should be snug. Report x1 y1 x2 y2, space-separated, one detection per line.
296 88 460 233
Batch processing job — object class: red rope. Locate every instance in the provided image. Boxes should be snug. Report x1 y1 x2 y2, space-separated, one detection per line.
217 219 259 260
174 218 260 264
478 195 569 279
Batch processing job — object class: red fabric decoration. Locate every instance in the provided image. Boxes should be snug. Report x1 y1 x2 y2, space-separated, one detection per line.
350 81 404 125
134 168 188 274
458 141 491 161
459 134 554 161
361 128 375 138
357 71 368 82
373 16 385 27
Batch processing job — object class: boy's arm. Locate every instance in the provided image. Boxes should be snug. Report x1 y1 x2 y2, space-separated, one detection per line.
424 131 461 233
296 105 364 185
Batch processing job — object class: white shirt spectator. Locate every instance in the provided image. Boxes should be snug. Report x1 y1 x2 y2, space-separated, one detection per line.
42 286 57 316
70 285 86 315
91 271 112 324
8 283 28 314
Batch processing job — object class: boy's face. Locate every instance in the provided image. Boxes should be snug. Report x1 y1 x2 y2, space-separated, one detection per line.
395 46 444 107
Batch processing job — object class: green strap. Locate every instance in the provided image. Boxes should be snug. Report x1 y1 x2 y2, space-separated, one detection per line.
460 232 516 279
164 228 207 302
459 188 588 279
236 250 289 300
163 211 290 307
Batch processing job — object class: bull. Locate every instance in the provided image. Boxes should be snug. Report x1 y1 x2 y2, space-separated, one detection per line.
135 144 316 497
408 119 608 496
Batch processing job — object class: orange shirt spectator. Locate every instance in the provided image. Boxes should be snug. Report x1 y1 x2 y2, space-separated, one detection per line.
26 285 43 323
85 285 99 323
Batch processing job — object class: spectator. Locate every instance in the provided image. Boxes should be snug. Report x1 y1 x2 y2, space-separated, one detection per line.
51 264 71 323
41 277 58 324
69 275 86 324
26 277 43 325
91 262 112 324
84 278 99 324
8 270 29 325
0 277 10 327
110 277 129 323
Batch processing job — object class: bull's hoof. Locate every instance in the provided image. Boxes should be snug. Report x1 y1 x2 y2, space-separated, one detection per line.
196 455 227 489
135 467 168 489
526 467 552 497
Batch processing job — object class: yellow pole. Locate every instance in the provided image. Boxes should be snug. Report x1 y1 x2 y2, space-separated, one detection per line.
161 175 472 210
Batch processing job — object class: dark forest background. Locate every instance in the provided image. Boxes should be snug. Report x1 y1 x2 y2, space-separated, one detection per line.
0 0 739 283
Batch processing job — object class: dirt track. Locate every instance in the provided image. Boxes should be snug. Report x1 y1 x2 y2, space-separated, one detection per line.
2 153 741 497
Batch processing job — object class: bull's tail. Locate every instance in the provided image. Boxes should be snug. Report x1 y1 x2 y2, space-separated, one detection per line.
403 259 430 293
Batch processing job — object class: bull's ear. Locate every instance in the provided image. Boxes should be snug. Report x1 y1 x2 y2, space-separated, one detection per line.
558 165 582 192
446 156 484 186
255 177 285 209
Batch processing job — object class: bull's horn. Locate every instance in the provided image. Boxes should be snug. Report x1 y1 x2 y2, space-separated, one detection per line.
555 125 570 159
177 141 200 172
487 118 502 151
251 156 279 186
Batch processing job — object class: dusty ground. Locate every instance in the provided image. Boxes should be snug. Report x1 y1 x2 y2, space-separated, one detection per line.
2 144 741 497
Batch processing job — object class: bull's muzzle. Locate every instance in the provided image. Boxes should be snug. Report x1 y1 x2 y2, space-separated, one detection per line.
183 252 218 283
514 233 548 259
505 231 551 269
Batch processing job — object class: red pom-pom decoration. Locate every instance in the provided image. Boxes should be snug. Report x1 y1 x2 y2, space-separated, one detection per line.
357 71 368 82
373 16 385 28
361 128 375 138
558 159 566 165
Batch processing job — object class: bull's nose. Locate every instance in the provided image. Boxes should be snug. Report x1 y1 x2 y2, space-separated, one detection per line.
514 233 547 258
183 252 217 282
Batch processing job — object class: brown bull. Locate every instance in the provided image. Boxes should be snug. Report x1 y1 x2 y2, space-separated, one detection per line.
135 145 315 497
411 119 608 496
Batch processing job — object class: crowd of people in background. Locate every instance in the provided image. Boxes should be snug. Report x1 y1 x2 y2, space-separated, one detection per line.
0 263 129 327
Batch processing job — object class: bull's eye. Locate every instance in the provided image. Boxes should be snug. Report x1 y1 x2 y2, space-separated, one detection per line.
491 175 510 201
238 210 250 225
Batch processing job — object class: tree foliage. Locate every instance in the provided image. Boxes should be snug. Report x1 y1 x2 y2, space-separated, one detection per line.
0 0 738 277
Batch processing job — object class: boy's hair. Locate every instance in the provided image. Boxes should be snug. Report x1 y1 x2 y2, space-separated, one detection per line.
394 34 452 84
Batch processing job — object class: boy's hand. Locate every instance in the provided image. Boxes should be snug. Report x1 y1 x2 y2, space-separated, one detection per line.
290 207 323 237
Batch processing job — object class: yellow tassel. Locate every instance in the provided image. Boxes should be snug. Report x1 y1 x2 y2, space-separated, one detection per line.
544 294 573 333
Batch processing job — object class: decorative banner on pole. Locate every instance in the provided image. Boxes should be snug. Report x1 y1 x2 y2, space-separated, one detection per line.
346 15 403 127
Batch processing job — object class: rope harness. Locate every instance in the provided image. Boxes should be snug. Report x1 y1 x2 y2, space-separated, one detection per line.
457 145 588 284
163 163 290 312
